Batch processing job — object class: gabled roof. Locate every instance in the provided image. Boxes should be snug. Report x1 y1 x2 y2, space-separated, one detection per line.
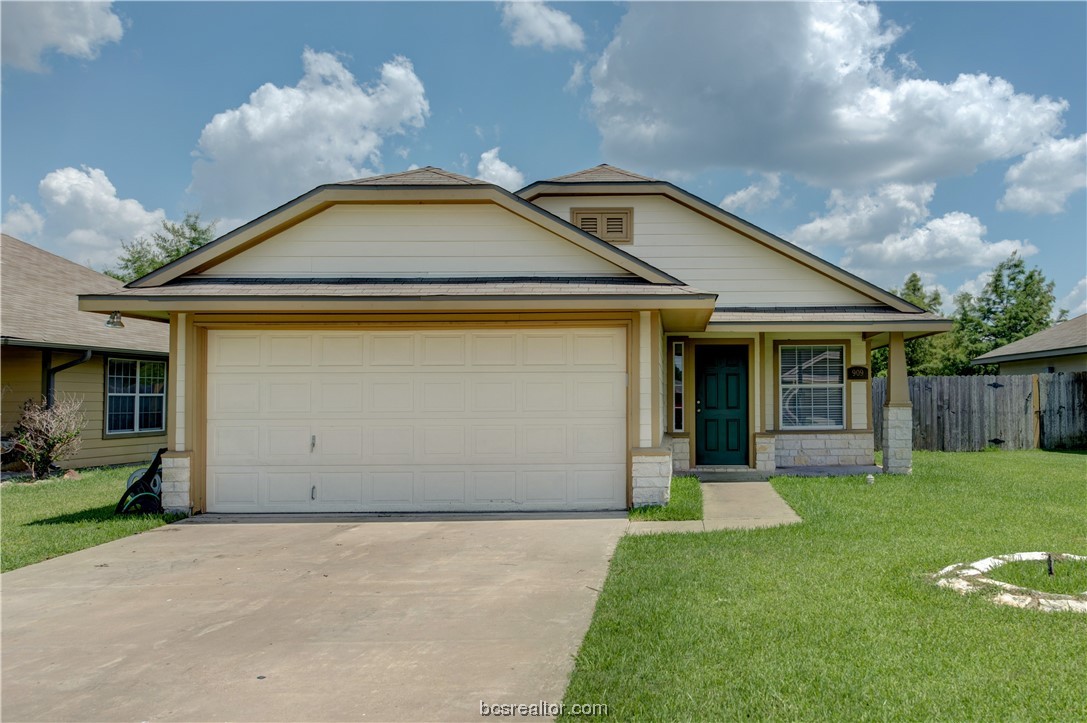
340 166 486 186
0 234 168 354
125 173 683 288
518 167 927 314
544 164 657 183
972 314 1087 365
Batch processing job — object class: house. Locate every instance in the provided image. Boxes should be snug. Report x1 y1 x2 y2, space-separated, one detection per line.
78 165 950 514
1 234 169 468
971 314 1087 374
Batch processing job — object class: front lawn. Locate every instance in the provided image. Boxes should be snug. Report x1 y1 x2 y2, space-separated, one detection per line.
563 450 1087 720
629 475 702 521
1 466 180 572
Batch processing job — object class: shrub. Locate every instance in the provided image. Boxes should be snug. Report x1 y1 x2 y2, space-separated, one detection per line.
12 395 86 479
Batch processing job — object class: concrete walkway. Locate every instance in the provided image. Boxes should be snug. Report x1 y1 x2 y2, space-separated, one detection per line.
2 515 626 722
627 481 802 535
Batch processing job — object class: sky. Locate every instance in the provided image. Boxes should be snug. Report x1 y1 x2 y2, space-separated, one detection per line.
2 1 1085 316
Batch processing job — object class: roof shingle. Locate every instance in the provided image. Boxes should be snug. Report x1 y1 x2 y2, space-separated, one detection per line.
544 164 658 183
338 166 487 186
973 314 1087 362
1 234 168 353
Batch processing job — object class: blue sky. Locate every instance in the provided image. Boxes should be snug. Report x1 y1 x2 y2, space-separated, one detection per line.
2 1 1085 315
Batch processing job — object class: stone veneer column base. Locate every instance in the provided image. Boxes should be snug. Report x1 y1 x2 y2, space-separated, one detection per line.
161 451 193 515
882 405 913 475
754 434 777 473
664 435 691 472
632 447 673 507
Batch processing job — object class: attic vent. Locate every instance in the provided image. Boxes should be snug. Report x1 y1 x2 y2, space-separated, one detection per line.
572 208 632 244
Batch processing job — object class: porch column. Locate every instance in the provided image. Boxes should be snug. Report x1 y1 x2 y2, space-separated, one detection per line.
882 332 912 474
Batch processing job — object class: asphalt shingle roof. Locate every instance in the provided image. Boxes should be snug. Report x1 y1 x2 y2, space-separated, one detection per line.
973 314 1087 362
338 167 487 186
94 277 710 299
543 164 658 183
1 234 168 353
709 306 946 324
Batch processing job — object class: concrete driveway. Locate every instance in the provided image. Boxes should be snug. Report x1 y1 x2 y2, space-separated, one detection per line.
2 513 626 722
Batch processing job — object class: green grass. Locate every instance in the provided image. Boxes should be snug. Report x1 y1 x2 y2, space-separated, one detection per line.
562 450 1087 721
987 557 1087 596
629 475 702 521
1 466 181 573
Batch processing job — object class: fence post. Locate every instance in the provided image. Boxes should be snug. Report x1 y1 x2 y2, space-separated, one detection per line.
1032 374 1041 449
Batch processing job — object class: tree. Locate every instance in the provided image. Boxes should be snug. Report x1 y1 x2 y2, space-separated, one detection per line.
942 253 1064 375
872 273 944 377
107 212 215 282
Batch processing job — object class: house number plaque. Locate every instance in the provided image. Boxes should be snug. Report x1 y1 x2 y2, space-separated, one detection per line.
847 366 870 380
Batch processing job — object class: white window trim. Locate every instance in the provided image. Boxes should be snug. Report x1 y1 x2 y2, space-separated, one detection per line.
778 344 846 431
672 341 685 433
105 358 167 436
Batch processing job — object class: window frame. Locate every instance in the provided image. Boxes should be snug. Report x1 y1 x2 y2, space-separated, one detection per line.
672 340 685 433
777 343 847 431
103 356 168 439
571 208 633 244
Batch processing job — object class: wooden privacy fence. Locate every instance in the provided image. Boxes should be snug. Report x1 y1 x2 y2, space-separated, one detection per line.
872 372 1087 452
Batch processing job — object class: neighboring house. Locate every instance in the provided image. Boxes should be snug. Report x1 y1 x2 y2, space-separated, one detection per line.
79 165 949 514
971 314 1087 374
1 234 169 468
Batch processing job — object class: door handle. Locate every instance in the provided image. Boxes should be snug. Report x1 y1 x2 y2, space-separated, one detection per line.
696 399 702 414
311 485 316 501
310 434 316 452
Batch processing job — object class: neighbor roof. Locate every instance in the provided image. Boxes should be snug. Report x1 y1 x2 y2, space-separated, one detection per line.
543 164 658 183
972 314 1087 365
1 234 168 354
339 166 487 186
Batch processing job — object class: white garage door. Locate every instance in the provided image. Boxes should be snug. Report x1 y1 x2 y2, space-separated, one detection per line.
206 328 627 512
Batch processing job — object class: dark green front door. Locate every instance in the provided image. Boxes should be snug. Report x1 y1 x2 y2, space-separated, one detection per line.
695 346 748 466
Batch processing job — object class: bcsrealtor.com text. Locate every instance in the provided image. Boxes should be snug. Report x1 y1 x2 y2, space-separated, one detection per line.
480 700 608 717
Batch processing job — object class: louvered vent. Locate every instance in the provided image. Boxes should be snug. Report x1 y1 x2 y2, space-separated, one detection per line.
572 209 632 244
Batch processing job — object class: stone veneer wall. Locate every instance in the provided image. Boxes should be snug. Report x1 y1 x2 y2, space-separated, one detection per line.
665 435 691 472
881 405 913 474
161 452 192 514
632 447 672 507
754 434 776 473
775 432 874 467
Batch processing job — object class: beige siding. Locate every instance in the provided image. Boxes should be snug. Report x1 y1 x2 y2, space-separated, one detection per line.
199 203 630 279
534 195 879 305
1 349 166 468
2 348 42 434
999 355 1087 375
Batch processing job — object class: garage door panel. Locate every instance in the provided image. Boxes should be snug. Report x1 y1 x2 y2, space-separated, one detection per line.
207 328 627 512
266 334 313 366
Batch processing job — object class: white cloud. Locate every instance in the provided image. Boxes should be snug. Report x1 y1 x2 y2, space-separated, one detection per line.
3 166 165 268
2 197 44 239
999 134 1087 214
721 173 781 213
500 1 585 52
564 61 586 94
476 147 525 190
793 183 934 247
189 49 429 221
1 1 123 72
1057 277 1087 317
588 2 1067 187
953 270 993 301
841 211 1037 285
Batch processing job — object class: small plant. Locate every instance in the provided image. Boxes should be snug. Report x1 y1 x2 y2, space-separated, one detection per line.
12 395 86 479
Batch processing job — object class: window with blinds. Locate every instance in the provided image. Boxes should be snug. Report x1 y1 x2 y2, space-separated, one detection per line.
779 345 846 429
572 209 632 244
